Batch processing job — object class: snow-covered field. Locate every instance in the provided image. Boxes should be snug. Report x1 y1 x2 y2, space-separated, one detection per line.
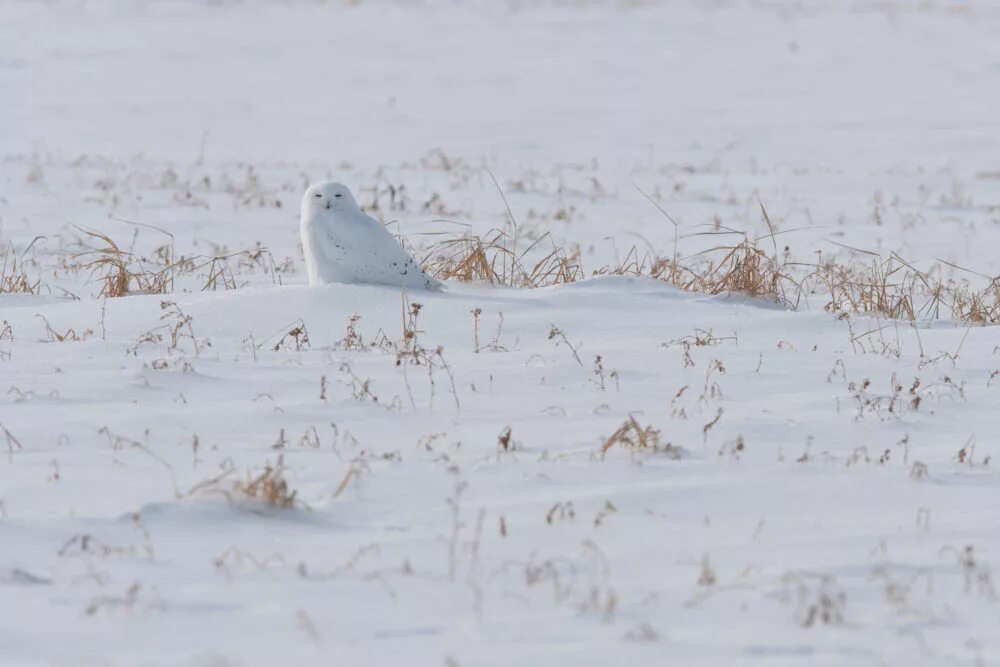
2 1 1000 665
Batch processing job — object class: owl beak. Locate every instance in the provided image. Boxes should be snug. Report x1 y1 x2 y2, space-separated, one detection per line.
325 201 332 210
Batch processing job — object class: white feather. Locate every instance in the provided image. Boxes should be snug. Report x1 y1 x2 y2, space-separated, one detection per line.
299 182 441 290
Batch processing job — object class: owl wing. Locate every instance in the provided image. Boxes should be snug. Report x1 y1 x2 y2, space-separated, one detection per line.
328 210 441 290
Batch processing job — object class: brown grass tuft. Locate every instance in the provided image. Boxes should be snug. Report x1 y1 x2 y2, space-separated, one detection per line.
73 227 170 298
600 416 684 459
422 223 1000 324
821 251 1000 324
422 221 797 305
698 238 794 303
1 243 42 295
232 455 298 509
422 228 582 287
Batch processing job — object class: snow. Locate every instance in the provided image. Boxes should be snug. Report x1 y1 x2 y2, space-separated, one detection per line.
2 1 1000 665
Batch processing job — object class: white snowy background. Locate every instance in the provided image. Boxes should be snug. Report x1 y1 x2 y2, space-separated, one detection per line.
2 1 1000 665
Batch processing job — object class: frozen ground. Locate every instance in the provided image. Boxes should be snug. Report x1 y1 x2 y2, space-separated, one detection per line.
2 1 1000 665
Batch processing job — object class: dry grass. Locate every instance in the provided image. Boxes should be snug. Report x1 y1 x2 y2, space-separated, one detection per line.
1 243 42 295
69 226 282 297
413 184 999 323
420 199 800 306
232 456 298 509
600 416 684 459
37 314 92 342
820 255 920 320
421 225 1000 324
424 226 802 302
422 228 582 287
1 423 23 464
421 225 795 300
73 227 171 298
820 251 1000 324
591 246 697 288
698 238 796 303
21 194 1000 325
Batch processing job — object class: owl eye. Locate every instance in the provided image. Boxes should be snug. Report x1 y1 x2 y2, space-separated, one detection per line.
313 193 322 198
335 193 343 198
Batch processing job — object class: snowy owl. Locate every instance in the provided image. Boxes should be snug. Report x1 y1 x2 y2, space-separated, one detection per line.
299 182 441 290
